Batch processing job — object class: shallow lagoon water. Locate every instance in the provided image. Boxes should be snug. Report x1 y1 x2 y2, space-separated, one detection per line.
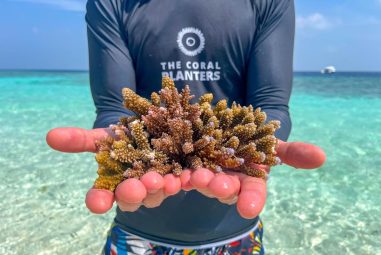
0 71 380 254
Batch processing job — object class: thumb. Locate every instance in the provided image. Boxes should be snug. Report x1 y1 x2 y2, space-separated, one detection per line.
276 140 326 169
46 127 108 153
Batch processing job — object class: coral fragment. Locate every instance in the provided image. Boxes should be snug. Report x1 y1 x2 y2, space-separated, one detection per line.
94 77 280 191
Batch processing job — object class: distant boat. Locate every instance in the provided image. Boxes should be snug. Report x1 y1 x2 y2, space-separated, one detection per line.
321 66 336 74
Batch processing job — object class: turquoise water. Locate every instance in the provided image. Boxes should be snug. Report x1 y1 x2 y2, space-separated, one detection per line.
0 71 380 254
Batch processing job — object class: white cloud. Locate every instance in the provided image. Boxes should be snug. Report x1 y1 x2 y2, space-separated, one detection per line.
296 13 338 30
13 0 86 12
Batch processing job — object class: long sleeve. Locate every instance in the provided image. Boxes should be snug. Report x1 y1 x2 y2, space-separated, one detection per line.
86 0 136 128
246 0 295 141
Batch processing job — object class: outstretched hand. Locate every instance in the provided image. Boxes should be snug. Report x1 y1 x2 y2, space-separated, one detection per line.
46 127 326 219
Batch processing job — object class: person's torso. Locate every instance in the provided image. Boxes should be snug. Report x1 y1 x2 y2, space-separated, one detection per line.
114 0 284 247
123 0 257 106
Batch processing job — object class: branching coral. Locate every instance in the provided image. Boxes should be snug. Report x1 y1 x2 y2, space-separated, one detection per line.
94 76 281 191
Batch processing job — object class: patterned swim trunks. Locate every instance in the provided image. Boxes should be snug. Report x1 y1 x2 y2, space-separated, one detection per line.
102 221 264 255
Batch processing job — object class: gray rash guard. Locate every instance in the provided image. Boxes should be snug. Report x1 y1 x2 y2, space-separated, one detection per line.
86 0 294 247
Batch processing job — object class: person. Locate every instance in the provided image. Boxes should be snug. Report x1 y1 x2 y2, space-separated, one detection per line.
46 0 326 254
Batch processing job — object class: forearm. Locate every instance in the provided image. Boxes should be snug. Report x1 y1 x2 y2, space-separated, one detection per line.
263 108 291 141
246 0 295 141
93 110 133 129
86 0 136 130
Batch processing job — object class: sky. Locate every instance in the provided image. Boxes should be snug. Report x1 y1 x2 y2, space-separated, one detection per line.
0 0 380 71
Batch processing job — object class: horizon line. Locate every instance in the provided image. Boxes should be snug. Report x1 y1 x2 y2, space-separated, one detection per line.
1 69 381 73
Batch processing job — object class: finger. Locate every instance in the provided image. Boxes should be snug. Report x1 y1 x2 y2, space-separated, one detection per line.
189 168 215 189
236 177 267 219
225 173 242 194
217 175 240 204
85 188 114 214
143 189 166 208
276 140 326 169
117 202 142 212
46 127 108 153
180 169 194 191
163 174 182 196
198 188 216 198
140 171 164 194
219 195 238 205
115 178 147 204
189 168 216 198
207 173 236 199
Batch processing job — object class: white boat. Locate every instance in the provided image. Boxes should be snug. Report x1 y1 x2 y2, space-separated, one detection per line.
321 66 336 74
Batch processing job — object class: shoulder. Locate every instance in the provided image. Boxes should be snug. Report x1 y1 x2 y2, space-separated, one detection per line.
86 0 126 17
253 0 292 27
253 0 292 17
251 0 293 43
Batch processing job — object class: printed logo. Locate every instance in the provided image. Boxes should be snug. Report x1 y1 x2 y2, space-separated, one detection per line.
160 27 220 81
177 27 205 57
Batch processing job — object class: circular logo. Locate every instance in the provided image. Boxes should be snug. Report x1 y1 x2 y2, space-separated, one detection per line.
177 27 205 57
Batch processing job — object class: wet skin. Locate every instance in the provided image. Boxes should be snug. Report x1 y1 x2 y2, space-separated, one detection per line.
46 127 326 219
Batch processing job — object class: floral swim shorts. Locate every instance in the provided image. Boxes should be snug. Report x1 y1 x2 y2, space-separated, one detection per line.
102 220 264 255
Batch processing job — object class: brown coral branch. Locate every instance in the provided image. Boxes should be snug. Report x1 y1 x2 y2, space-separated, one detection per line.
94 76 280 191
122 88 152 116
